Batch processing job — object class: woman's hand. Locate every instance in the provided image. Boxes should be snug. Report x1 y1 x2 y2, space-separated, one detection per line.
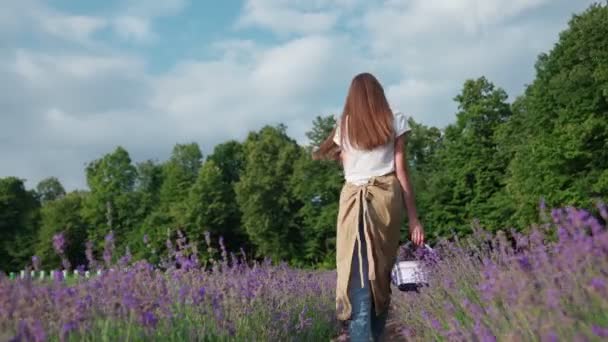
409 219 425 246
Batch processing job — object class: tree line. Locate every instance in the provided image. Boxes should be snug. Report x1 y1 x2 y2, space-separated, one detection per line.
1 4 606 272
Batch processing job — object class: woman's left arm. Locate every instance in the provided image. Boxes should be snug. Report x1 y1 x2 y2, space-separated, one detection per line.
394 134 425 246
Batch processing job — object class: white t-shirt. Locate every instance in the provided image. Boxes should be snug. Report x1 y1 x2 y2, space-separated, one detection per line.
333 112 411 185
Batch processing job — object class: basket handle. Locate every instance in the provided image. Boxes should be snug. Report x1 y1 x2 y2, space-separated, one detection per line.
403 241 433 252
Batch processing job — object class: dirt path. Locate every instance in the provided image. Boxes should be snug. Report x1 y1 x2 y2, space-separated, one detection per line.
330 306 408 342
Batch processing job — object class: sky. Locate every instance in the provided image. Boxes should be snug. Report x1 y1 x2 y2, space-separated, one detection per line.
0 0 599 191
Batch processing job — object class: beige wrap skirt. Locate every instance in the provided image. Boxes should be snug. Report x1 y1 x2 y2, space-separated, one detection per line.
335 172 405 321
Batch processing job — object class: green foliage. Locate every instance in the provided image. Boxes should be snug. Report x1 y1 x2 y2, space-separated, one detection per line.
235 125 303 262
186 160 243 249
35 191 88 269
503 3 608 226
82 146 138 248
0 177 40 271
135 160 164 200
291 115 343 268
306 115 337 148
207 140 245 185
421 77 512 236
405 118 442 170
401 118 442 241
159 143 203 209
35 177 66 203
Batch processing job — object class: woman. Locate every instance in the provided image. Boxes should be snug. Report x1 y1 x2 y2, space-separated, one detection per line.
315 72 424 341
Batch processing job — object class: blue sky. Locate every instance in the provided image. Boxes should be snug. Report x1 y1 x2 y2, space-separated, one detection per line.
0 0 598 190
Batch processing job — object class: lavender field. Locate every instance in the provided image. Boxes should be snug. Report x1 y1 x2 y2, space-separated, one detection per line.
392 204 608 341
1 204 608 341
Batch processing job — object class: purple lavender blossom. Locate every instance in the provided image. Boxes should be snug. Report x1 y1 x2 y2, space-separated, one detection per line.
542 331 559 342
391 204 607 341
141 311 158 328
31 320 46 342
517 255 533 271
52 233 66 255
2 204 605 340
103 231 115 267
598 201 608 221
85 240 97 270
31 255 40 271
592 325 608 338
589 277 606 293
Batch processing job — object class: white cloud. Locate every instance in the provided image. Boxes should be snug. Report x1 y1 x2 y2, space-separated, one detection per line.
251 36 334 97
386 79 455 127
357 0 598 126
39 15 107 43
2 31 357 189
150 34 358 141
364 0 552 39
122 0 188 18
112 16 154 43
0 0 601 191
0 0 106 45
110 0 188 43
13 50 143 81
237 0 352 35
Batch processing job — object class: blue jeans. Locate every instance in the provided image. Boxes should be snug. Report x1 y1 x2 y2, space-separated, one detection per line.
348 222 388 341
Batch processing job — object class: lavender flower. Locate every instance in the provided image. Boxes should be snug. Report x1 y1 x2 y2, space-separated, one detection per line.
542 331 559 342
53 233 66 255
592 325 608 338
31 255 40 271
589 277 606 293
2 204 605 341
141 311 158 328
85 240 98 271
103 231 115 267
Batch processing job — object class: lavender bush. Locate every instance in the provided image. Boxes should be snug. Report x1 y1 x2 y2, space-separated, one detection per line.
393 204 608 341
1 203 606 341
0 232 338 341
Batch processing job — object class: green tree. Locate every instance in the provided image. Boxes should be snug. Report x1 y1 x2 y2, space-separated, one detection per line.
82 147 138 248
135 160 164 198
502 4 608 225
405 118 442 170
235 125 303 262
129 145 203 262
291 116 342 267
36 177 66 203
203 141 248 250
207 140 245 185
0 177 40 271
133 160 164 225
185 160 244 252
401 118 442 241
159 143 203 207
306 115 337 148
423 77 512 236
35 191 88 269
